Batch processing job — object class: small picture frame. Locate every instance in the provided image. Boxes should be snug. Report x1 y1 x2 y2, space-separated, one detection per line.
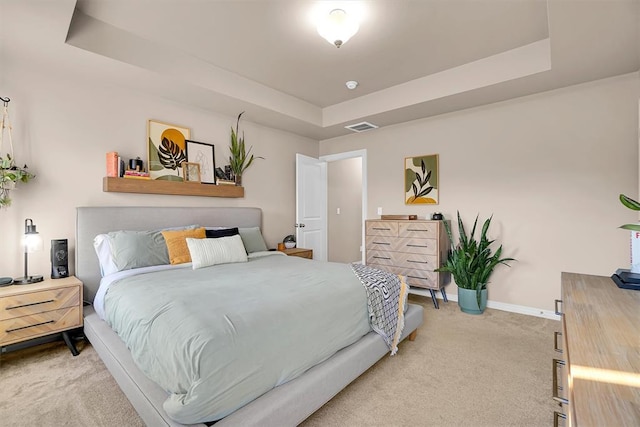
186 140 216 184
182 162 201 183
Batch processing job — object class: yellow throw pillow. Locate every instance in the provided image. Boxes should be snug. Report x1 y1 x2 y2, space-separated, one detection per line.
162 227 206 264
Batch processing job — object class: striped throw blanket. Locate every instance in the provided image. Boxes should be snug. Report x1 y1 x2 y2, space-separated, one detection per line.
351 263 409 355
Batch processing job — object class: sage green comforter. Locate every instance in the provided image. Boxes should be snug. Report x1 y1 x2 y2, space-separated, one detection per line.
104 254 370 424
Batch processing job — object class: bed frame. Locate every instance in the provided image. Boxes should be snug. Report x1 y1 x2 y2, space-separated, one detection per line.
76 206 424 426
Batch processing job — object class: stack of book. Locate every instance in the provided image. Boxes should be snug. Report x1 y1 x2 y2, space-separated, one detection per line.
123 170 151 179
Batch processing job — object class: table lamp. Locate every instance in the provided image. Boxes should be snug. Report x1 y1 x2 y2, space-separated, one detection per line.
14 218 44 285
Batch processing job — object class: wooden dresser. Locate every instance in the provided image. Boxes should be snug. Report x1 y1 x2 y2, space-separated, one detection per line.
0 276 83 355
365 219 450 308
554 272 640 426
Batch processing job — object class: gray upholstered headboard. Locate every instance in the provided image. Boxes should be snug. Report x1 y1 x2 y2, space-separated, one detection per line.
76 206 262 303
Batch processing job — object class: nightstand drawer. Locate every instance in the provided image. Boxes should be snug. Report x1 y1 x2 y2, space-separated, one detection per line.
0 286 80 321
0 306 82 346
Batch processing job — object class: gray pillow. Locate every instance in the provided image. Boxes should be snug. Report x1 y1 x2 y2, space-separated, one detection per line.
106 225 199 273
238 227 268 253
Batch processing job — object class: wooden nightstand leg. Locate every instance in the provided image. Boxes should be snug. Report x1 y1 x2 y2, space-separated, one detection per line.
429 289 440 309
61 331 79 356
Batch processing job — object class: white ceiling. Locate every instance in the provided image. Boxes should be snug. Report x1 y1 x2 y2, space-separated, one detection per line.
2 0 639 140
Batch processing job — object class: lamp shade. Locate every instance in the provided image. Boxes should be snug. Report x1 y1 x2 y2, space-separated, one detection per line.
317 9 359 48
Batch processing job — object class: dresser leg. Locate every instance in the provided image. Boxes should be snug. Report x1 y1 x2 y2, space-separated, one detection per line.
61 331 79 356
441 287 448 302
429 289 440 309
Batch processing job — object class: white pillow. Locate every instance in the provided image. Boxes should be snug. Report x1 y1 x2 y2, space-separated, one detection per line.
186 235 248 269
94 234 119 277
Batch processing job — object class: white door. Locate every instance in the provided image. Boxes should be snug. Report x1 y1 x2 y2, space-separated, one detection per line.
296 153 327 261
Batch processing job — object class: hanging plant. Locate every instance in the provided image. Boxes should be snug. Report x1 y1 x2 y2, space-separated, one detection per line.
0 154 34 207
1 97 35 207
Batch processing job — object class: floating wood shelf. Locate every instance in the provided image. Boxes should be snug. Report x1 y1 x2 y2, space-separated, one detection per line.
103 177 244 198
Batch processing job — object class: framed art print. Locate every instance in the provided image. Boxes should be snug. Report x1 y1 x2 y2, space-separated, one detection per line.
186 140 216 184
405 154 439 204
147 120 190 181
182 162 201 182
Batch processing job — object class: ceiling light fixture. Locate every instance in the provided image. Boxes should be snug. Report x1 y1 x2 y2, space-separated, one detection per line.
346 80 358 90
317 8 359 48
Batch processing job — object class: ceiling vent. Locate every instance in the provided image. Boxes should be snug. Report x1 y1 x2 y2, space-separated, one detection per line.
344 121 379 133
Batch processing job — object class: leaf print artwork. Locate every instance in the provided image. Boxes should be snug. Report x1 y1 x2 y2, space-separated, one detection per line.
147 120 191 181
405 154 438 204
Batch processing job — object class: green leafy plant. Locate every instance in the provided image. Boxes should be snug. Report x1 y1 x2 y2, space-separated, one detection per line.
229 112 263 184
619 194 640 231
436 211 515 307
0 154 35 207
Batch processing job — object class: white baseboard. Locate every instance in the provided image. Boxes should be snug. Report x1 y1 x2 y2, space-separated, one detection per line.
408 288 559 320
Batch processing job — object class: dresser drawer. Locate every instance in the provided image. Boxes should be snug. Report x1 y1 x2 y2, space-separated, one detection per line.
0 286 80 321
366 235 437 255
366 249 394 267
375 265 439 289
366 221 398 237
0 306 82 346
394 252 438 270
398 222 437 238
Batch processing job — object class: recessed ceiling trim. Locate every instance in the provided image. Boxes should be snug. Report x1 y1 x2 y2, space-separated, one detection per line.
323 38 552 127
345 121 378 132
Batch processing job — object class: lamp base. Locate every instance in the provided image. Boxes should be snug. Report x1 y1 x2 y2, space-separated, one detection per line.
13 275 44 285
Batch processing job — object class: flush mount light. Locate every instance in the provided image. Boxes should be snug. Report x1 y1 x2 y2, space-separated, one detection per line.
346 80 358 90
317 8 359 48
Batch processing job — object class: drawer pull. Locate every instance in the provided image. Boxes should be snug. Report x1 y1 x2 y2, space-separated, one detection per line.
554 299 563 316
406 228 429 232
372 227 391 231
6 319 55 333
407 259 428 264
373 256 391 260
407 275 427 280
552 359 569 405
553 411 567 427
372 242 390 246
554 332 563 353
6 299 55 310
406 244 428 248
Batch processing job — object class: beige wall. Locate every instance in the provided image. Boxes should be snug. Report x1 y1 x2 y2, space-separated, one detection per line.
320 74 640 311
327 157 362 263
0 61 318 278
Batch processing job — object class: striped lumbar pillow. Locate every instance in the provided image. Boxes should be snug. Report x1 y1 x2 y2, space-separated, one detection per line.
186 234 248 269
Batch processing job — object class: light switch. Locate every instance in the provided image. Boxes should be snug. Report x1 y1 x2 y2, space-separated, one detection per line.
377 207 383 215
336 208 341 215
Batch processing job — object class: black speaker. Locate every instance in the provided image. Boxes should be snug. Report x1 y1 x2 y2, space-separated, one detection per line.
51 239 69 279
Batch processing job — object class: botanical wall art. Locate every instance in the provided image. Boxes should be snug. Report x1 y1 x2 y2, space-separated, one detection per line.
147 120 190 181
405 154 438 204
186 140 216 184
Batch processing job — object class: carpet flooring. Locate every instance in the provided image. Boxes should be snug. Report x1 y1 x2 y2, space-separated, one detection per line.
0 296 560 426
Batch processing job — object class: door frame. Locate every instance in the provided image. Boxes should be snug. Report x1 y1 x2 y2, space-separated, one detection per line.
320 149 367 264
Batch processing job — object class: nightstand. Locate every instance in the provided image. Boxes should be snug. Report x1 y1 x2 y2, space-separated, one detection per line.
281 248 313 259
0 276 83 356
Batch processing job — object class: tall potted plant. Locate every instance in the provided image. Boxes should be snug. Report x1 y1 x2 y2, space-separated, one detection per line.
229 112 263 186
436 212 515 314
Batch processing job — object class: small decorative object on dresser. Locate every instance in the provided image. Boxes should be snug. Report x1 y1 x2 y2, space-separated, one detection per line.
611 194 640 289
14 218 44 285
436 211 514 314
381 214 417 220
0 276 83 355
283 234 296 249
365 218 450 308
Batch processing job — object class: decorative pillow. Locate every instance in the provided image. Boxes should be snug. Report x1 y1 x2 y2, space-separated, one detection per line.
93 225 200 276
162 227 206 264
238 227 268 253
186 235 248 269
205 227 239 239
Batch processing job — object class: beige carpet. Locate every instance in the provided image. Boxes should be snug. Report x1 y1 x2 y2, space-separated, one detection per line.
0 296 560 427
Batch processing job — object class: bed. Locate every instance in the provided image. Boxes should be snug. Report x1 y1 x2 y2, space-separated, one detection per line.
76 206 424 426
